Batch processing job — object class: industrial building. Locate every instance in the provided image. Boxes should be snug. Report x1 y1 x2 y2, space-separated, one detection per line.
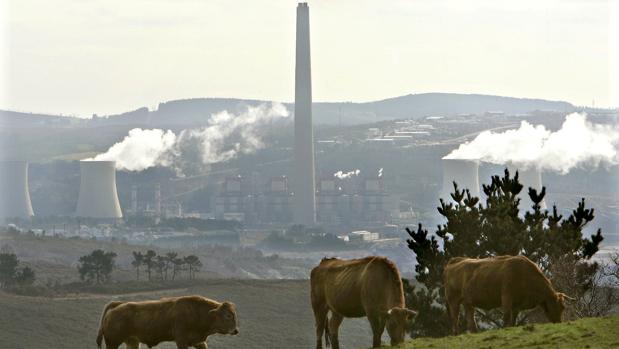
214 175 249 222
263 176 294 223
211 171 391 225
0 161 34 220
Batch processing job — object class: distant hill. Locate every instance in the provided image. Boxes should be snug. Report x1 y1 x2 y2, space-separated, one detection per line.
1 93 578 128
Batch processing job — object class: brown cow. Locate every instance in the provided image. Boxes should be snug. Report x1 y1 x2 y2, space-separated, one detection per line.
443 255 573 334
96 295 239 349
310 256 417 349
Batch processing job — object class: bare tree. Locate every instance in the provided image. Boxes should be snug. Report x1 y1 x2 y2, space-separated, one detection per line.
550 254 618 319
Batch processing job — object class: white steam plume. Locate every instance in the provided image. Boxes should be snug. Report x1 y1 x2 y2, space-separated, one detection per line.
334 169 360 179
444 113 619 174
88 128 176 171
87 103 289 173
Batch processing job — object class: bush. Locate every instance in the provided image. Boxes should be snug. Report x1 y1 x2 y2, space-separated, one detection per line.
0 252 36 288
77 249 117 284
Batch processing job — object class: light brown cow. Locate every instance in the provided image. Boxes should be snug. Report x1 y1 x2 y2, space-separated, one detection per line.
443 255 573 334
311 256 417 349
96 295 239 349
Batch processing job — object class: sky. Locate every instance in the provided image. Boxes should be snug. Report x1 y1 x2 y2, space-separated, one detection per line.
1 0 617 117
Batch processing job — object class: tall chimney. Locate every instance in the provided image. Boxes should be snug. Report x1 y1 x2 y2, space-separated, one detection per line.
293 2 316 225
155 183 162 219
131 185 138 214
0 161 34 220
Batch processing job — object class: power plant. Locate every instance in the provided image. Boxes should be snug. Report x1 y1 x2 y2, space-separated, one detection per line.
75 161 123 219
0 161 35 219
441 158 480 200
507 164 546 210
292 2 316 226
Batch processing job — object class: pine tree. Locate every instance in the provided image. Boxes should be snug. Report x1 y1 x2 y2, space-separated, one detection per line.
131 251 144 281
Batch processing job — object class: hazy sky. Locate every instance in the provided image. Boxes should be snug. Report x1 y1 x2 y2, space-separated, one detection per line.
1 0 617 117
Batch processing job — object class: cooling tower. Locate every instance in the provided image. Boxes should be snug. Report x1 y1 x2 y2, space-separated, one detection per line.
507 164 546 210
441 159 480 200
292 2 316 225
0 161 34 219
76 161 122 218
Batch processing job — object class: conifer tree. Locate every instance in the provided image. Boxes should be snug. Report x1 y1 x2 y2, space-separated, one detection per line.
405 169 603 337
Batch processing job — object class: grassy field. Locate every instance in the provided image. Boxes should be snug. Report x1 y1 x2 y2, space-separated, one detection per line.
0 233 312 284
398 316 619 349
1 280 618 349
0 279 375 349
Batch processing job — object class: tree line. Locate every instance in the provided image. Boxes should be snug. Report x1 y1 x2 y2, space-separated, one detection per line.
76 249 202 284
131 250 202 281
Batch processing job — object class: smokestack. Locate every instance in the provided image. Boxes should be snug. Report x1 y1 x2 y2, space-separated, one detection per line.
155 183 162 219
293 2 316 225
507 165 546 210
131 185 138 214
441 159 480 200
76 161 122 218
0 161 34 219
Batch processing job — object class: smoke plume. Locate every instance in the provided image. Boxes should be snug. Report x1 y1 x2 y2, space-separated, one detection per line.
334 169 360 179
444 113 619 174
88 103 289 173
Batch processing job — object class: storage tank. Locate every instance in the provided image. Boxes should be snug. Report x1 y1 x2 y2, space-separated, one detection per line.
76 161 123 218
441 158 480 200
0 161 34 219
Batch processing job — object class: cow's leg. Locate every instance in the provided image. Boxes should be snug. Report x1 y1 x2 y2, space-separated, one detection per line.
511 309 519 326
328 312 344 349
312 303 329 349
193 342 208 349
175 341 189 349
464 303 477 333
502 293 514 327
124 338 140 349
103 340 120 349
447 297 461 335
367 313 386 348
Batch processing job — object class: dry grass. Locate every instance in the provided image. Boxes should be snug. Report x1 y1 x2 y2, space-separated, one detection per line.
0 279 376 349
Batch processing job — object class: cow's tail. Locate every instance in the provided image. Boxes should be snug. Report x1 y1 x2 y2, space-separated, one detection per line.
324 313 331 347
96 301 123 348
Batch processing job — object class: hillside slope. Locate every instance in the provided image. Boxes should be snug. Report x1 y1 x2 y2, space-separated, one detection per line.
0 280 372 349
1 92 578 128
399 316 619 349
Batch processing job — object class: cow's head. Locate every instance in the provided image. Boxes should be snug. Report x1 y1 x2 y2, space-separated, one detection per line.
211 301 239 335
543 292 573 323
385 307 417 346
